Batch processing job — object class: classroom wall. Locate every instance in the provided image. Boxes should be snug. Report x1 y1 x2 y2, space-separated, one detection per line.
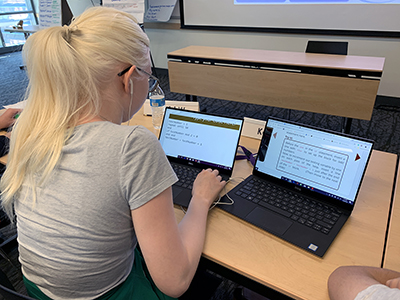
145 26 400 99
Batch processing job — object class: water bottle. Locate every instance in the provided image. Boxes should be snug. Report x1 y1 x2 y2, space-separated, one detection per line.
149 85 165 129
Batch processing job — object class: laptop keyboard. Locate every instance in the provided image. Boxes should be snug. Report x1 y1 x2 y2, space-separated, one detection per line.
235 177 342 235
171 164 202 190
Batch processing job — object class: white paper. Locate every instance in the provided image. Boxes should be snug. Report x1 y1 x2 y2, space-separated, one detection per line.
39 0 62 28
4 100 27 110
144 0 177 22
103 0 145 23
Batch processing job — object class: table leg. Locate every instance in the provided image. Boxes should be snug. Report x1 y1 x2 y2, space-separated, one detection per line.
343 117 353 134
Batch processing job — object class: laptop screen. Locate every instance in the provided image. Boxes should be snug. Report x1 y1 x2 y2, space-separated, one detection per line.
159 108 243 171
255 117 374 206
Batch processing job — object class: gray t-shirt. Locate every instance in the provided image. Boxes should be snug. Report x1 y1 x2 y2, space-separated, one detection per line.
15 122 178 300
354 284 400 300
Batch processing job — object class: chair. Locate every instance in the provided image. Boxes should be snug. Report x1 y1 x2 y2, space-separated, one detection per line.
303 40 349 76
0 284 35 300
0 205 18 271
305 40 348 55
0 269 35 300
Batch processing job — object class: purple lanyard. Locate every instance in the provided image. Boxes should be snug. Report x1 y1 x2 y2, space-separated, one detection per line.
236 145 256 166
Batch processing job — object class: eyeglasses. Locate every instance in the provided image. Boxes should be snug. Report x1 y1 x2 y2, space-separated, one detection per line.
117 65 159 93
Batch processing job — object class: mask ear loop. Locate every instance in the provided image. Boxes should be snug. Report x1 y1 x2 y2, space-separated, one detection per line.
128 79 133 126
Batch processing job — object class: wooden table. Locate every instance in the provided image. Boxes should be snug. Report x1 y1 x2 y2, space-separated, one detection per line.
129 108 396 300
2 109 396 300
167 46 385 124
383 159 400 272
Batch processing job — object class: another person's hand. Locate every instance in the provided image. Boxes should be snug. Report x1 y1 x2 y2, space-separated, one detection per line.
0 108 21 130
191 169 226 208
386 277 400 289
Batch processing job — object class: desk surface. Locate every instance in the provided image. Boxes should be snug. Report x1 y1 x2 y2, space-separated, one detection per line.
129 109 396 300
383 160 400 272
1 109 396 300
168 46 385 75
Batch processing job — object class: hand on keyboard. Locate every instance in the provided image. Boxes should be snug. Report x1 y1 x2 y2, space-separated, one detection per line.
191 169 226 208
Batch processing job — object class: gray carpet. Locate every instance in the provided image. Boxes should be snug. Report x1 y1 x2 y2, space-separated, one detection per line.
0 52 28 109
1 50 400 300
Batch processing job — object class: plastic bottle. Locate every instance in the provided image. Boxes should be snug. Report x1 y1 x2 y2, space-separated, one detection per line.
149 85 165 129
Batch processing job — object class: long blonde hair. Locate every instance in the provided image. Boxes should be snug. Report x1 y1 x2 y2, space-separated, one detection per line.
0 7 150 217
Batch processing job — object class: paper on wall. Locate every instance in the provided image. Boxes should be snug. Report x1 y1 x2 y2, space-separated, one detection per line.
39 0 62 28
144 0 177 22
103 0 145 23
4 100 27 110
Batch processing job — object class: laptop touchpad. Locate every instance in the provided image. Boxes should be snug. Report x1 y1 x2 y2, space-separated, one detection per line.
172 185 184 198
172 186 192 208
245 207 292 236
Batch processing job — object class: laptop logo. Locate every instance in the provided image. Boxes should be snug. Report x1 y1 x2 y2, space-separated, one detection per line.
308 243 318 252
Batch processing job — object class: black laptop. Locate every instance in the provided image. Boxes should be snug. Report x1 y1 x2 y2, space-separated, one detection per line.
220 117 374 257
158 107 244 207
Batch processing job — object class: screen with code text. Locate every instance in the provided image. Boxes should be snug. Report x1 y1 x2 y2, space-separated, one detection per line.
159 109 243 170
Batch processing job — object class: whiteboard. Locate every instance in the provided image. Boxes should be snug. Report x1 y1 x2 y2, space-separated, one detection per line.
181 0 400 37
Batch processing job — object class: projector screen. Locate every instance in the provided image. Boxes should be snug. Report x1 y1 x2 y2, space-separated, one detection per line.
180 0 400 37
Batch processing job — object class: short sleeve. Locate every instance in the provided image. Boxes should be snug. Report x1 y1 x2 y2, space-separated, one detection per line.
119 126 178 210
354 284 400 300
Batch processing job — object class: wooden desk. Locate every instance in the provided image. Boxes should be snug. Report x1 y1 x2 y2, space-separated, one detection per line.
167 46 385 121
2 109 396 300
129 109 396 300
383 159 400 272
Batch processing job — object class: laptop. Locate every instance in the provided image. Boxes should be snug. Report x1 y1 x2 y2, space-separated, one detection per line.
158 107 244 207
220 117 374 257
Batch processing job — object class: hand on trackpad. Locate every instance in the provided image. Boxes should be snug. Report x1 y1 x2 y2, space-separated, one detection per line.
245 207 293 236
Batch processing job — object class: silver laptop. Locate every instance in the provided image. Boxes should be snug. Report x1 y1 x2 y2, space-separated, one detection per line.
159 107 244 207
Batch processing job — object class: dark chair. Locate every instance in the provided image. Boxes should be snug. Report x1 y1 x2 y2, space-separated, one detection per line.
305 40 348 55
0 204 18 271
0 269 34 300
303 40 349 75
0 284 35 300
